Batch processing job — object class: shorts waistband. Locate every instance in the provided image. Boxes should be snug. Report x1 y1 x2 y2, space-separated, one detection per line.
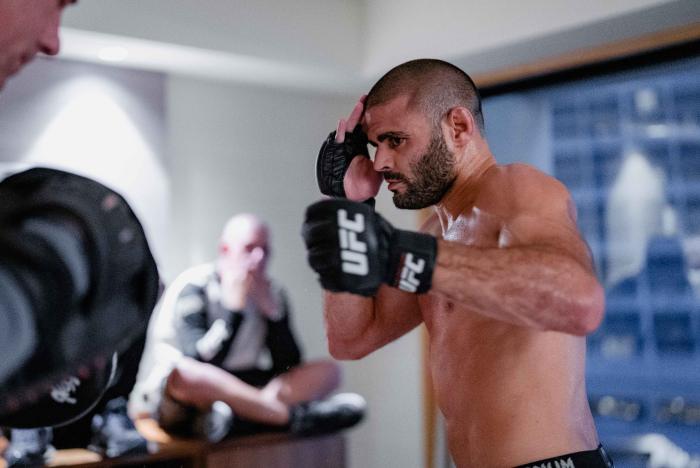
515 444 614 468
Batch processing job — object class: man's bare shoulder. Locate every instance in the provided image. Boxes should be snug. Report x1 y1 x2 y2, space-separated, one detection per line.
499 163 569 197
480 163 572 219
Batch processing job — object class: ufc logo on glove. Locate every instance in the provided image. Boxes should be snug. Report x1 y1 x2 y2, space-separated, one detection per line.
303 198 436 297
398 253 425 292
337 209 369 276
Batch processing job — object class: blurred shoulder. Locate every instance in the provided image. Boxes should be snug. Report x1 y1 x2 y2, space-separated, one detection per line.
170 263 215 291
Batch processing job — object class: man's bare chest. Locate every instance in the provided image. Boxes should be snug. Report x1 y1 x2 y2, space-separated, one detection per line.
419 292 494 341
421 209 509 335
440 208 506 247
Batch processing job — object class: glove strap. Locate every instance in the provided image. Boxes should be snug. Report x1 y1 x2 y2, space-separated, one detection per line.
385 230 437 294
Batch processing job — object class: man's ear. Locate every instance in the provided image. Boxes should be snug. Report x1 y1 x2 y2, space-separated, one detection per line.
444 107 475 148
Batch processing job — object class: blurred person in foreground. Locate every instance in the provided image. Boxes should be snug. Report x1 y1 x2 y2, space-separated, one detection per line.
1 1 159 465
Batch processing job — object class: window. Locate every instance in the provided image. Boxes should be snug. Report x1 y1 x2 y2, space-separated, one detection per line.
483 52 700 455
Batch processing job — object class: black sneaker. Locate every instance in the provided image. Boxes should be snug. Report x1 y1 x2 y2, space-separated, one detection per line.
192 401 233 444
157 395 232 443
155 393 196 436
290 393 366 436
88 397 150 458
3 427 55 467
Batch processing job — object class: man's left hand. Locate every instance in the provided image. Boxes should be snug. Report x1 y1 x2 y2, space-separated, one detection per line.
302 199 438 296
250 275 281 320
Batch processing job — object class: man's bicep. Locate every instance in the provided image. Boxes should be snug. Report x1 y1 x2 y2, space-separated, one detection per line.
505 205 596 274
502 171 596 272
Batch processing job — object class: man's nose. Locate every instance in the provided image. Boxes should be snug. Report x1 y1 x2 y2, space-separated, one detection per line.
39 12 61 56
250 247 265 265
373 147 394 172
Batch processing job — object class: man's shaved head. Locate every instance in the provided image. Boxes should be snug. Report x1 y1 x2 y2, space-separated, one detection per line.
218 213 271 276
221 213 268 247
366 59 485 133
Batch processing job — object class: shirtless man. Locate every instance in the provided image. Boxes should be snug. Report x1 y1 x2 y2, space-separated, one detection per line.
303 59 612 467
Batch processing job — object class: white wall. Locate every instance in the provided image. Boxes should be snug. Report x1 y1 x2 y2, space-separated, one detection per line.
165 75 344 356
0 58 169 265
166 75 424 468
59 0 700 91
362 0 693 76
62 0 364 73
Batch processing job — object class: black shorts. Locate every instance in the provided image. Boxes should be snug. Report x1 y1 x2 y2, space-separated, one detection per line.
225 368 295 436
515 444 614 468
230 368 279 388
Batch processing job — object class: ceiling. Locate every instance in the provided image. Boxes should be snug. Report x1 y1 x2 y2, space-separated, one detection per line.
58 0 700 94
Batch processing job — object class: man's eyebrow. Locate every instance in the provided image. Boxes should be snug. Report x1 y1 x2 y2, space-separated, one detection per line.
373 131 410 144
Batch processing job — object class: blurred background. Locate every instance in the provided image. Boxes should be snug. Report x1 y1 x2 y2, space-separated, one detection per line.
1 1 699 466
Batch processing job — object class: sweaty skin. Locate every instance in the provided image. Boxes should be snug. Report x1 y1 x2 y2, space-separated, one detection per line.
323 96 604 467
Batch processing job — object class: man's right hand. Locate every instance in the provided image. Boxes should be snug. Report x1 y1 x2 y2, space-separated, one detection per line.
219 263 253 311
316 96 382 202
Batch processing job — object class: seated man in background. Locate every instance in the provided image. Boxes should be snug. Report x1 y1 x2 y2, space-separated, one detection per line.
129 214 364 442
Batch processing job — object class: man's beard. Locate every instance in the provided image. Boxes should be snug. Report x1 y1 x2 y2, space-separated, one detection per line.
388 130 457 209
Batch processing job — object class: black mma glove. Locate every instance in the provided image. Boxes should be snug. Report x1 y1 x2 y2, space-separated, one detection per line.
316 125 375 206
302 199 437 296
0 168 159 427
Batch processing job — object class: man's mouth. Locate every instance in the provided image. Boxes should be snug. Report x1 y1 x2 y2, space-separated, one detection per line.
386 180 405 191
383 173 406 191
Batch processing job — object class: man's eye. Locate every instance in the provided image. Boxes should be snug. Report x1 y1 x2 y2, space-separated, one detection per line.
388 137 404 148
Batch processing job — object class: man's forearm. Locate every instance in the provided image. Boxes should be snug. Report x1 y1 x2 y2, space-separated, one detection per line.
323 291 376 345
432 241 604 335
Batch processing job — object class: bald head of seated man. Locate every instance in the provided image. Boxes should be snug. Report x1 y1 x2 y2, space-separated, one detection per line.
303 59 610 468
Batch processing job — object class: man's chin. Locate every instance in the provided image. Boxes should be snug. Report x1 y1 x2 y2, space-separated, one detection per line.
0 68 17 91
392 194 420 210
392 190 441 210
389 189 410 209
